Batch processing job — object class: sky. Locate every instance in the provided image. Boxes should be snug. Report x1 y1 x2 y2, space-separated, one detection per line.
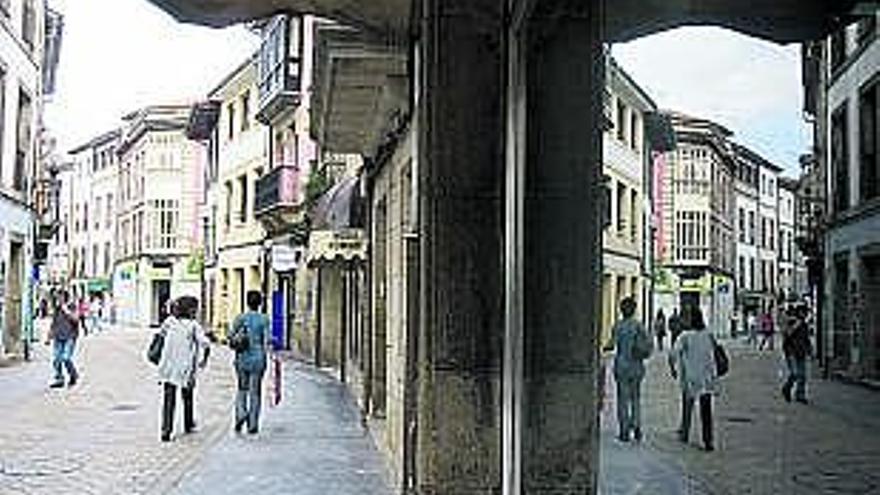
44 0 258 153
612 26 810 175
45 1 807 176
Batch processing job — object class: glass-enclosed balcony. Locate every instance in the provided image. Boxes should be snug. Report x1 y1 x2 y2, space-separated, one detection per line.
255 164 303 217
255 14 303 125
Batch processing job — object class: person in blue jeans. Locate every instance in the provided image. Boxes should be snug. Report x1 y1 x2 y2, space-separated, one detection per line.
231 290 273 434
604 297 651 442
45 291 80 388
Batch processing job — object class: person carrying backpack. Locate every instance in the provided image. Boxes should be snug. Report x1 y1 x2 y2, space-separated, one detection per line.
604 297 652 442
229 291 273 435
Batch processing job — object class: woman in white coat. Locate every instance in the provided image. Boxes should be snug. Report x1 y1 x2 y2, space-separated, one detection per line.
157 297 210 442
668 307 718 451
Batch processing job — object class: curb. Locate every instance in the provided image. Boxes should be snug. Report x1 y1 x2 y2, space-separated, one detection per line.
831 371 880 392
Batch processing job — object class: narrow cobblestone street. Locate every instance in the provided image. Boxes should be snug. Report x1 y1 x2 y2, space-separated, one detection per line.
0 321 390 495
600 337 880 495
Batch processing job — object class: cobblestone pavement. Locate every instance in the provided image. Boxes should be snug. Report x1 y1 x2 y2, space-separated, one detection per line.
0 321 237 495
169 360 390 495
600 337 880 495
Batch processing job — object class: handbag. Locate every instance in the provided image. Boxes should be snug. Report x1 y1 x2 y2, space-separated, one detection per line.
228 323 250 353
713 336 729 377
147 330 165 365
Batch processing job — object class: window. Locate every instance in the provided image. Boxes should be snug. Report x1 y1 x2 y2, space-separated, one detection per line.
149 200 179 250
92 245 99 277
630 190 638 243
240 91 250 131
106 194 114 228
738 208 745 243
760 217 766 248
768 220 775 251
14 90 33 191
239 175 248 222
630 111 639 151
95 198 102 230
749 258 756 291
739 256 746 288
225 181 233 227
83 204 89 233
616 100 626 142
831 28 846 72
859 78 879 201
227 102 236 141
104 242 111 275
832 104 850 212
748 211 755 245
22 0 36 51
616 183 626 234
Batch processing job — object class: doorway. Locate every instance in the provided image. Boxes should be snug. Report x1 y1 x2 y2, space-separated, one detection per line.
3 241 24 354
151 279 171 327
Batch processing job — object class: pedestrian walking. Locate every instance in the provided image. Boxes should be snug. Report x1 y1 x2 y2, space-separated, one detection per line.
45 291 80 388
157 297 211 442
77 297 90 336
669 307 719 451
669 308 682 346
746 312 757 347
604 297 652 442
89 295 102 333
782 305 812 404
230 291 273 435
655 309 667 351
758 309 775 351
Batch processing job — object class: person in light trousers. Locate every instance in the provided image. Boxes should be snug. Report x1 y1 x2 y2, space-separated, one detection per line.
231 291 273 434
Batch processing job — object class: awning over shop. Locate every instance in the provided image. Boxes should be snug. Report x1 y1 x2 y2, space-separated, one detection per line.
307 229 366 266
311 176 364 230
86 278 111 293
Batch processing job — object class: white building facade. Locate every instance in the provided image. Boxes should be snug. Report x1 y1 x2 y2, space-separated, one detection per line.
1 0 46 356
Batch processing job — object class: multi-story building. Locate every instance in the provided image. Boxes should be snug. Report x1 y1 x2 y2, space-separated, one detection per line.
821 12 880 380
0 0 47 356
66 130 120 301
656 112 736 335
732 143 783 328
778 176 800 299
254 14 318 348
112 105 203 327
599 57 656 345
196 54 269 340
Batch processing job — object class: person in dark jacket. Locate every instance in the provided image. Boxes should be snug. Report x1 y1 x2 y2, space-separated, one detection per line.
45 291 80 388
782 306 812 404
668 308 682 346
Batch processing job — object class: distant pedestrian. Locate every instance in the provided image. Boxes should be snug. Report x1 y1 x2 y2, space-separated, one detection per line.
655 309 667 351
746 312 757 346
758 310 775 351
604 297 652 442
88 296 102 333
157 297 210 442
45 291 80 388
782 306 812 404
78 297 90 336
669 307 718 451
669 309 682 346
230 291 273 435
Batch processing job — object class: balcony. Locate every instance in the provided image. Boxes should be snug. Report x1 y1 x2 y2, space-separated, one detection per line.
255 14 303 125
255 164 304 230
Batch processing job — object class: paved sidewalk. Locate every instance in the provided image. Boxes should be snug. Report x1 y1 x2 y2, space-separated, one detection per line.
0 322 236 495
600 337 880 495
169 359 391 494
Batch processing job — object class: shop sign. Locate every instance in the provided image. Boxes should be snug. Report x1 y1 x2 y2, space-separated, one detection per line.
272 245 302 272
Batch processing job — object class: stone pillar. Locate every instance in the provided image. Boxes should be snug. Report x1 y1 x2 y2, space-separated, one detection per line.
416 0 505 492
521 1 604 492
